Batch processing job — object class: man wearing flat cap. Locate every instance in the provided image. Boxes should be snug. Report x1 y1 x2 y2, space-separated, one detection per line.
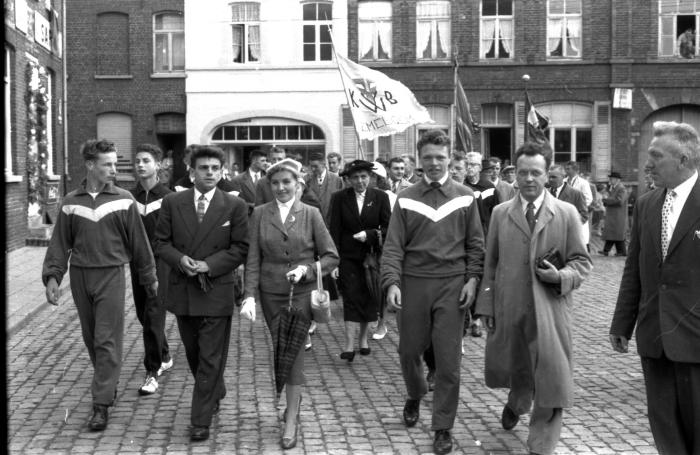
599 171 628 256
381 129 484 455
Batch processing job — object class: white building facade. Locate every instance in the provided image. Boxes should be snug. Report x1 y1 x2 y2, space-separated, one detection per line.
185 0 350 168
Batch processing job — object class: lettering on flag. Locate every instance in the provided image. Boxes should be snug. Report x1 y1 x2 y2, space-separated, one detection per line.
336 54 432 140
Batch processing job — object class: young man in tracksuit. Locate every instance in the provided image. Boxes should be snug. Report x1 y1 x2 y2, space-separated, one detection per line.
43 139 157 431
381 129 485 455
130 144 174 395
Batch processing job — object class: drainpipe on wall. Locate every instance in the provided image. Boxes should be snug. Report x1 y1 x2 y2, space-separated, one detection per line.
61 0 70 192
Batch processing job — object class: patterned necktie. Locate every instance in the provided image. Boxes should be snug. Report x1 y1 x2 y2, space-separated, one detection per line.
197 194 206 223
661 190 676 259
550 187 557 198
526 202 536 232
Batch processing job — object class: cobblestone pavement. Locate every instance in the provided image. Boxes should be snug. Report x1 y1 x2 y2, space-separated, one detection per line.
8 253 658 455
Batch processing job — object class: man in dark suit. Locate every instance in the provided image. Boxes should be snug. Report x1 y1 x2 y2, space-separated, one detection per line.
489 156 517 202
610 121 700 455
305 150 344 225
254 147 322 210
155 146 249 442
401 154 421 184
231 149 268 211
548 164 589 246
173 144 239 195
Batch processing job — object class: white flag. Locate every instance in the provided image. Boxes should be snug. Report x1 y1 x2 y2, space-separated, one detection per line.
336 54 432 140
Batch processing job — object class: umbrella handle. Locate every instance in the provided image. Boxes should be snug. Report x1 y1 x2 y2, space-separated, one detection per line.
288 283 295 309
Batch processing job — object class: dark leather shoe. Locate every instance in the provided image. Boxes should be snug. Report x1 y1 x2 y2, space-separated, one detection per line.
359 347 371 356
501 405 519 430
88 404 108 431
598 250 608 256
403 399 420 427
340 351 355 362
433 429 453 454
426 369 435 392
190 426 209 441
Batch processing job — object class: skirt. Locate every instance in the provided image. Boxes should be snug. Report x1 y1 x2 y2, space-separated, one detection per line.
338 257 378 323
260 289 312 386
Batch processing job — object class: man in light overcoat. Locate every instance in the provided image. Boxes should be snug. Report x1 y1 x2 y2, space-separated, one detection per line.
475 141 592 455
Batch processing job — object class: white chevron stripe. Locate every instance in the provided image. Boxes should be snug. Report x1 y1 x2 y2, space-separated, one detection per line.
472 188 495 199
135 199 162 216
62 199 134 222
399 195 474 222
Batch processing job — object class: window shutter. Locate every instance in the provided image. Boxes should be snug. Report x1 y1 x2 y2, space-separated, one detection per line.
514 101 525 147
97 113 133 179
393 129 409 157
592 101 611 181
341 106 358 162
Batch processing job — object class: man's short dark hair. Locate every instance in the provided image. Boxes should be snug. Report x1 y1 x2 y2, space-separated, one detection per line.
565 160 579 171
488 156 502 166
308 151 326 163
267 146 286 157
191 145 226 167
249 149 266 160
135 143 163 161
416 129 450 155
183 144 202 167
388 157 405 167
81 139 116 162
515 142 553 169
327 151 342 162
401 154 416 166
451 152 466 161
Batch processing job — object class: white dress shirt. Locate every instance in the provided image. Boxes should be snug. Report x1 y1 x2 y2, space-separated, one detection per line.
276 196 295 224
355 190 366 214
249 169 261 183
519 190 546 215
317 169 327 185
666 171 698 239
194 187 217 216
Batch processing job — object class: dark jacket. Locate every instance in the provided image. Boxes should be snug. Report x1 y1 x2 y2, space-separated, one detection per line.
305 172 344 225
464 177 499 234
554 183 589 224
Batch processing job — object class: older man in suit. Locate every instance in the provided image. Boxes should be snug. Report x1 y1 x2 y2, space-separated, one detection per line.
600 172 628 256
306 151 344 225
155 146 249 442
489 157 517 202
548 164 589 245
475 142 592 455
610 121 700 455
231 149 268 211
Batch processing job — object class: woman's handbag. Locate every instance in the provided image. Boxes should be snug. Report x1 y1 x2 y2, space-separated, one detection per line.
310 261 331 323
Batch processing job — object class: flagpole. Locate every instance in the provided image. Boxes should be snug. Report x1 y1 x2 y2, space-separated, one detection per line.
327 25 366 160
453 54 459 153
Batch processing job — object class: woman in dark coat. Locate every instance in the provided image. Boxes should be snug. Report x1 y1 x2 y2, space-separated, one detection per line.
329 160 391 361
240 158 339 449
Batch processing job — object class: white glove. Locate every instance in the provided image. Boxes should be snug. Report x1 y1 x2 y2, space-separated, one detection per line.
286 265 308 284
240 297 256 322
331 267 339 279
352 231 367 242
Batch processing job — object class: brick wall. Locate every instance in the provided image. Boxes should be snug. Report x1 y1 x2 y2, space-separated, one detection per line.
66 0 186 191
5 0 65 251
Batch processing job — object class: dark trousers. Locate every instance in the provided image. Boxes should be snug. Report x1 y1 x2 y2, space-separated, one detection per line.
176 315 232 427
399 275 465 430
641 354 700 455
130 263 169 374
70 265 125 406
603 240 626 255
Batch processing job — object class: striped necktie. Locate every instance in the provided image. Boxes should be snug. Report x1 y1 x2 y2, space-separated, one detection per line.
197 195 206 223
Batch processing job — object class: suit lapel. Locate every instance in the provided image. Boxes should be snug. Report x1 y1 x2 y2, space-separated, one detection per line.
645 189 665 262
189 189 227 253
284 199 303 233
360 189 376 223
533 193 555 239
507 197 531 238
266 202 287 236
666 179 700 258
244 173 256 197
177 190 198 239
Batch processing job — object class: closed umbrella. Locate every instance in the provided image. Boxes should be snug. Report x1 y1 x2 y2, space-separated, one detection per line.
270 283 311 397
362 229 383 316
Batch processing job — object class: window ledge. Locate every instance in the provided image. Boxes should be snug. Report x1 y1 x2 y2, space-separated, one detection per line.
649 56 700 63
415 59 453 65
151 72 186 79
5 174 24 183
94 74 134 80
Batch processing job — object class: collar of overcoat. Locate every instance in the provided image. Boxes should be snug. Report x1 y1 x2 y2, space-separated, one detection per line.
266 198 304 237
177 188 230 253
506 190 556 241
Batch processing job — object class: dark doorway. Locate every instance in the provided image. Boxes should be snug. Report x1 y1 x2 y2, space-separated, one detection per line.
157 133 186 184
484 127 512 164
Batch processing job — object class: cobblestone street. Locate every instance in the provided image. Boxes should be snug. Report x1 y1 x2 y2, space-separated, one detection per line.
7 253 657 454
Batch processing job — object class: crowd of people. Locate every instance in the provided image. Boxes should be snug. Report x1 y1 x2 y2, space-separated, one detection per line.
42 121 700 454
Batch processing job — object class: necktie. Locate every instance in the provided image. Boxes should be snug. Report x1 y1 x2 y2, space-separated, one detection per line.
430 181 441 189
526 202 536 232
253 173 258 183
661 190 676 259
197 194 206 223
550 187 557 197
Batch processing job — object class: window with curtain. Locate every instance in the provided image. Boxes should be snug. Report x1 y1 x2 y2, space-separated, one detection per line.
303 2 333 61
416 1 450 60
547 0 582 58
358 1 392 61
658 0 699 58
480 0 513 59
154 12 185 73
231 2 260 63
537 102 593 171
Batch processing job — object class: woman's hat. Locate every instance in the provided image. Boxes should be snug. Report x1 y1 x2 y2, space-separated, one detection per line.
371 162 387 179
267 158 302 179
340 159 374 177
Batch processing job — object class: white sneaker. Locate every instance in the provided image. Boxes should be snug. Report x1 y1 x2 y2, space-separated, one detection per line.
157 358 173 377
372 324 388 340
461 337 467 355
305 334 312 351
308 321 317 335
138 375 159 395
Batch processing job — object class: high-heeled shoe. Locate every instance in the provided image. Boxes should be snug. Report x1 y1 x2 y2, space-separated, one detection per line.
281 396 302 449
359 347 371 356
340 351 355 362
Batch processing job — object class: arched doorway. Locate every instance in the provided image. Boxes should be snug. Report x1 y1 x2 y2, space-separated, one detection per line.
638 104 700 192
210 117 326 171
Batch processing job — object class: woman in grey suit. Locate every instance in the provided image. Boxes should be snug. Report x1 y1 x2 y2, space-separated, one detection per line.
240 158 339 450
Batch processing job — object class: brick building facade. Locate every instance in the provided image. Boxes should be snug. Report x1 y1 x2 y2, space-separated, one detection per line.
346 0 700 191
5 0 65 251
65 0 186 190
